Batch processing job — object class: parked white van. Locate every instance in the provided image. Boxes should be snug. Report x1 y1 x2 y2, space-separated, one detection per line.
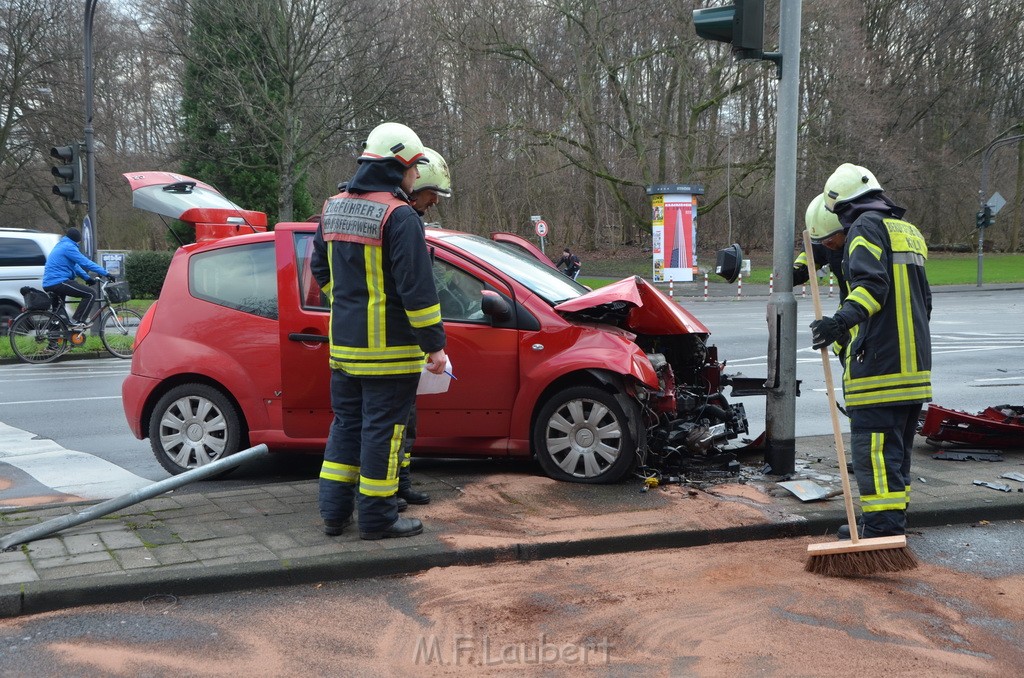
0 228 62 333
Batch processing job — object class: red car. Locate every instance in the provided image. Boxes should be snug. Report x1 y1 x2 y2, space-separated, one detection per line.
122 174 750 483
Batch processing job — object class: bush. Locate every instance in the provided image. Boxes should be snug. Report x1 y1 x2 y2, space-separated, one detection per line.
125 250 174 298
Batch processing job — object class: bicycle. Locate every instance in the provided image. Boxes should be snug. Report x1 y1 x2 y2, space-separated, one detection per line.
8 279 143 364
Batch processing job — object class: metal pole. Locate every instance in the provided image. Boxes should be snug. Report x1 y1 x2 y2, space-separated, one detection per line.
977 134 1024 287
84 0 98 261
0 444 268 551
763 0 801 477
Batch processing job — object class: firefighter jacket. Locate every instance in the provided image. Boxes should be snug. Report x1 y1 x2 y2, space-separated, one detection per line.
793 243 846 303
833 210 932 410
311 189 445 377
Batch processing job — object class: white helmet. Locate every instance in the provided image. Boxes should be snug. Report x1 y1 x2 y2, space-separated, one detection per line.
411 148 452 197
358 122 427 167
806 193 844 242
823 163 883 212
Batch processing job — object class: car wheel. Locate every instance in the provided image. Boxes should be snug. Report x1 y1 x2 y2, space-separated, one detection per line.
533 385 640 484
148 383 244 476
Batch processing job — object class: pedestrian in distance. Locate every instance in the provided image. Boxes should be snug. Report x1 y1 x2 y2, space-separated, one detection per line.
399 147 453 507
809 163 932 540
42 227 114 329
311 122 447 540
555 247 581 279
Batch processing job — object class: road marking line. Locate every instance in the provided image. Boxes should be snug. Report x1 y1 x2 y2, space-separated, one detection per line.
0 396 122 406
0 421 151 500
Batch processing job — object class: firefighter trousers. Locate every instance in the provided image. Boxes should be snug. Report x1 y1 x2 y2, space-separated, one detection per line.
398 403 417 493
849 403 921 537
319 370 417 532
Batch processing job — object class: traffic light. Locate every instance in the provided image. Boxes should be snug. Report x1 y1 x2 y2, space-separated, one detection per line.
51 144 83 203
693 0 765 61
975 205 995 229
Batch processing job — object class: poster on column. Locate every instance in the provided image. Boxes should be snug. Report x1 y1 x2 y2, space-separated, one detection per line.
647 184 702 283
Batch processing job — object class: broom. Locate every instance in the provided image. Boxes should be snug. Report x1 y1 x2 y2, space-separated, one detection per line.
801 229 917 576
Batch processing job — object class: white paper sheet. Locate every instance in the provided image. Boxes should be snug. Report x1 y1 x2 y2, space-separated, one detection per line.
416 356 454 395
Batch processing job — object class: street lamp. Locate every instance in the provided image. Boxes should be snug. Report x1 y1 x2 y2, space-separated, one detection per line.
83 0 99 260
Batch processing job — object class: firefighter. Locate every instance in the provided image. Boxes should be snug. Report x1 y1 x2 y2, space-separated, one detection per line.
809 163 932 539
311 122 447 540
794 193 848 304
397 147 453 507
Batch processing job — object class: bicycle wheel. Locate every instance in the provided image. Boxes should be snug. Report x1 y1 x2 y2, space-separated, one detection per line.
9 311 69 364
100 307 143 359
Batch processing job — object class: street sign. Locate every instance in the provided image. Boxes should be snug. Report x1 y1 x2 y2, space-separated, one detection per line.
987 192 1006 215
81 214 95 260
534 220 549 237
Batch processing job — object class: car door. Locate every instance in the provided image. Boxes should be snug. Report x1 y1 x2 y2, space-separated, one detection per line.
277 224 332 440
414 248 521 455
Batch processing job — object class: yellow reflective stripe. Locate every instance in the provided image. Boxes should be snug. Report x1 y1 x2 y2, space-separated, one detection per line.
320 461 359 484
366 245 385 349
794 252 808 267
359 475 399 497
330 358 426 376
893 263 915 374
870 432 886 497
862 500 908 512
388 424 405 479
845 386 932 407
846 370 931 391
885 220 928 257
848 235 882 261
407 303 442 328
331 344 425 360
847 286 882 315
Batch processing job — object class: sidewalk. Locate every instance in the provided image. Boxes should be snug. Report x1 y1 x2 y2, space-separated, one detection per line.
2 434 1022 618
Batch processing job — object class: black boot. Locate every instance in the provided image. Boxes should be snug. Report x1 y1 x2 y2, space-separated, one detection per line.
323 517 351 537
397 496 408 513
398 488 430 505
360 517 423 540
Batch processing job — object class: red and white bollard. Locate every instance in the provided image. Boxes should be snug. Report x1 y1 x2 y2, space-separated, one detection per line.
801 283 807 298
769 272 774 296
703 272 709 301
668 279 674 298
828 272 834 298
736 273 743 299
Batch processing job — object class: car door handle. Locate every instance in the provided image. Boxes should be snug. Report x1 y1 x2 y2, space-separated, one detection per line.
288 332 328 343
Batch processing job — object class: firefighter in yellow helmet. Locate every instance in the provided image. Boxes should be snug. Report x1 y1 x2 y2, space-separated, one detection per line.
395 147 453 508
811 163 932 541
311 122 447 540
793 193 848 303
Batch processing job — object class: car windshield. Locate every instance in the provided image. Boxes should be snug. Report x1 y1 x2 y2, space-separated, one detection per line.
436 233 589 304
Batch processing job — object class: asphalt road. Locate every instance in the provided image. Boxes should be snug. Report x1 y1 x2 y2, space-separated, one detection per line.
0 287 1020 504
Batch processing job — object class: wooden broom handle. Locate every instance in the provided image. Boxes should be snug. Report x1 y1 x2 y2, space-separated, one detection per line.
802 230 861 543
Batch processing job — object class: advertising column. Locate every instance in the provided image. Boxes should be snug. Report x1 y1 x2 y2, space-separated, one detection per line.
646 184 703 282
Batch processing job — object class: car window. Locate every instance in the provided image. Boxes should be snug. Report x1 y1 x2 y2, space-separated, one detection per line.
433 259 486 321
435 233 587 304
294 232 328 311
189 241 278 319
0 238 46 267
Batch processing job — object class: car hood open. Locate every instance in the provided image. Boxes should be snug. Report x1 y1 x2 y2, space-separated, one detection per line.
554 276 709 335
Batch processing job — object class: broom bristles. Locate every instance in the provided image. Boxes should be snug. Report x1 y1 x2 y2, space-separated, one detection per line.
805 544 918 577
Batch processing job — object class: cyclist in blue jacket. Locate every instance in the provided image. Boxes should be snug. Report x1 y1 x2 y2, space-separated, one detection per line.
42 228 113 328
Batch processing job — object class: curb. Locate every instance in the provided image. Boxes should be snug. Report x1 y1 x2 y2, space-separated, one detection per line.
4 499 1023 618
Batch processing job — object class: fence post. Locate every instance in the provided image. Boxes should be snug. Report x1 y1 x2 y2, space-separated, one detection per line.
703 272 709 301
736 273 743 299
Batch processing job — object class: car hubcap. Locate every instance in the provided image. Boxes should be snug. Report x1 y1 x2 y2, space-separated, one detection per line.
159 396 228 468
545 398 623 478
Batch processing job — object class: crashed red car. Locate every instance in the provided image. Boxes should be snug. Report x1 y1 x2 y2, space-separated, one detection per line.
122 173 751 483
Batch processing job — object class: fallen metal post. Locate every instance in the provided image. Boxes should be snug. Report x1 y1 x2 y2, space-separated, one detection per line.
0 444 268 551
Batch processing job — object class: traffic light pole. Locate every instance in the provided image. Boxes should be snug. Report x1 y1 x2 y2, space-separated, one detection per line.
83 0 98 260
763 0 801 476
977 133 1024 287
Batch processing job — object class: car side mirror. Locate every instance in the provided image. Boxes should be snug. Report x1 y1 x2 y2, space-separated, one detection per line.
480 289 511 321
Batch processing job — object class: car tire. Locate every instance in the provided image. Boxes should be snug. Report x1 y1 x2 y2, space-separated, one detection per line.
533 385 640 484
149 383 244 476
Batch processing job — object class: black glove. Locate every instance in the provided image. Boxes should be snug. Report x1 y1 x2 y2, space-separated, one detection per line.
106 274 117 282
810 316 845 350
